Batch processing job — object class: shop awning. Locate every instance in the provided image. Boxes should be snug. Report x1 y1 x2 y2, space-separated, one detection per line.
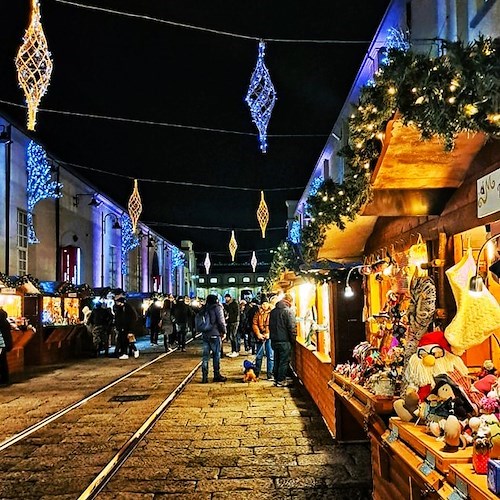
317 215 378 263
361 118 486 216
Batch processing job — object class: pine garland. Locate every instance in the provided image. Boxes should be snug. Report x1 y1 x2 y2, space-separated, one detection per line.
268 36 499 283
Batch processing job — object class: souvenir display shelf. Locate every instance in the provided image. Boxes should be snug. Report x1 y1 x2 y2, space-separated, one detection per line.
447 463 498 500
332 372 397 414
388 417 472 474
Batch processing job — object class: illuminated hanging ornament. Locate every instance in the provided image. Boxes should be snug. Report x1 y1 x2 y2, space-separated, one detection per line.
251 251 257 272
229 231 238 262
127 179 142 234
256 190 269 238
15 0 53 131
409 234 428 268
204 253 211 274
245 40 277 153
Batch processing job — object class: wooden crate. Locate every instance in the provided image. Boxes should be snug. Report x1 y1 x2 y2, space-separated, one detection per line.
447 463 498 500
389 417 472 474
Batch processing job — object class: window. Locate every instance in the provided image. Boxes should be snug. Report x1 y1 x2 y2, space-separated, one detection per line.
17 210 28 275
209 277 218 284
109 245 118 288
228 277 236 283
242 277 250 283
256 276 265 283
61 246 81 284
198 277 205 284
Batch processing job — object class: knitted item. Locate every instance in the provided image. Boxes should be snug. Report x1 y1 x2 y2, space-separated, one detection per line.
444 249 500 355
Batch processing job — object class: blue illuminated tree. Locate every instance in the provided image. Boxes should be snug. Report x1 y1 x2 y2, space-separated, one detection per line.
26 140 62 243
120 214 139 275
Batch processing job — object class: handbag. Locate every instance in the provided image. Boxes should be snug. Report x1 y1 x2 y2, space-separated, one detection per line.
127 333 136 342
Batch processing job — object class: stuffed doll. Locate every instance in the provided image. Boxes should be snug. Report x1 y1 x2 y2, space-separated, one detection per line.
473 360 497 394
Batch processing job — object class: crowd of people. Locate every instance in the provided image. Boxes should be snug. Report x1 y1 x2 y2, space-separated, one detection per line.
81 291 297 387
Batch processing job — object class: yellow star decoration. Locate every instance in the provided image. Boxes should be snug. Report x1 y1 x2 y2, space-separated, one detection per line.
15 0 53 131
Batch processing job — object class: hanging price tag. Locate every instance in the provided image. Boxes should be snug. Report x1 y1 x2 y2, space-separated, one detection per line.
418 451 435 476
386 427 398 444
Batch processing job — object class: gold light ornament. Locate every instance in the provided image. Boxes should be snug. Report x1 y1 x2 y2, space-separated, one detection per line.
257 191 269 238
204 253 211 274
251 251 257 272
15 0 53 131
229 231 238 262
127 179 142 234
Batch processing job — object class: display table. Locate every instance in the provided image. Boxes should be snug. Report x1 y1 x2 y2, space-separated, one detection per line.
447 463 498 500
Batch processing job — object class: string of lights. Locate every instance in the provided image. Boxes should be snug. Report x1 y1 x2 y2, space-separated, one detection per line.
0 99 328 138
145 221 285 232
59 160 305 192
53 0 371 44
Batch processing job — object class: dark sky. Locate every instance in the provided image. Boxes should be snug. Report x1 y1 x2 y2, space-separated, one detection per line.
0 0 390 266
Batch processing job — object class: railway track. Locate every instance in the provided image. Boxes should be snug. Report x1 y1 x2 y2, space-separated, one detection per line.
0 336 205 499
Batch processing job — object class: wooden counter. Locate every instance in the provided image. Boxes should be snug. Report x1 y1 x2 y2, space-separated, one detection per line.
447 463 499 500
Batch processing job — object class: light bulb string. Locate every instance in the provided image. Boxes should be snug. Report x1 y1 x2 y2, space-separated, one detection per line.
52 0 371 44
0 98 328 138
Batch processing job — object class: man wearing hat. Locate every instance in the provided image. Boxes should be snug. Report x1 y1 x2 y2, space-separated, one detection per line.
269 293 296 387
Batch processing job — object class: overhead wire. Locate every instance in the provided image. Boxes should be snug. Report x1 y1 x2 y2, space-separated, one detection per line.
53 0 372 44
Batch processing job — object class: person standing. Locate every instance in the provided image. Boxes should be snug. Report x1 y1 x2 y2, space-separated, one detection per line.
172 296 190 352
269 293 296 387
146 300 162 345
223 293 240 357
160 298 175 351
252 300 274 380
201 294 227 383
246 299 260 354
88 302 113 356
0 307 13 385
113 296 138 359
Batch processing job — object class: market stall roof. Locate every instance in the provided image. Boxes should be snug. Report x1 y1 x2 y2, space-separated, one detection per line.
371 119 487 189
317 215 378 263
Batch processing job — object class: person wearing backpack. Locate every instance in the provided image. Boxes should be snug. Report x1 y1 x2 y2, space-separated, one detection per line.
199 294 227 383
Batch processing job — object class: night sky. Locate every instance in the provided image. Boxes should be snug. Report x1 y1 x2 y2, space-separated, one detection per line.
0 0 390 267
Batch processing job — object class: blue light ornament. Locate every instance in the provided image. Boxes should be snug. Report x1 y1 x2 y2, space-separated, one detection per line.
245 41 277 153
26 140 63 244
120 214 139 274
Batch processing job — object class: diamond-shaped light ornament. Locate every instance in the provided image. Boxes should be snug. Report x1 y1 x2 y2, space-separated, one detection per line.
257 190 269 238
15 0 53 131
204 253 211 274
128 179 142 234
251 251 257 272
245 40 277 153
229 231 238 262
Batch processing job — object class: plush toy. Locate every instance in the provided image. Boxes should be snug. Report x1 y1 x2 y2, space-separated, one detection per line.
473 360 497 394
242 360 258 383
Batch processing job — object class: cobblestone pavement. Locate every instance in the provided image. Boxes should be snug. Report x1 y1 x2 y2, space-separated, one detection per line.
0 337 372 499
102 349 372 499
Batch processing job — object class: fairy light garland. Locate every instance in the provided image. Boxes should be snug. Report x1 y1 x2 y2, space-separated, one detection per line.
26 140 62 244
120 214 139 274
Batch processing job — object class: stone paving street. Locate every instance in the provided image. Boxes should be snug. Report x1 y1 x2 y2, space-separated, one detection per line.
103 347 372 499
0 337 372 499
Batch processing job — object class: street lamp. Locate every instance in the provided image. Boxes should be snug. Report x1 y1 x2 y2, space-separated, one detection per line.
101 212 121 287
73 192 101 207
469 233 500 296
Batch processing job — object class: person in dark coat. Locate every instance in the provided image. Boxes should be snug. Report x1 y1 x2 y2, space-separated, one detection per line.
0 307 13 385
88 302 113 356
113 296 138 359
201 294 227 383
146 300 162 345
172 296 190 351
269 293 296 387
223 293 240 357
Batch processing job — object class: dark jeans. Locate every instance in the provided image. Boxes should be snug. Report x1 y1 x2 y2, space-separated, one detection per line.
202 336 222 380
254 339 274 378
177 323 187 349
116 329 129 357
272 341 291 383
227 322 239 353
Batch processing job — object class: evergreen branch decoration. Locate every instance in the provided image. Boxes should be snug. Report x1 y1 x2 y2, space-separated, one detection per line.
267 36 499 285
121 213 139 275
26 140 62 244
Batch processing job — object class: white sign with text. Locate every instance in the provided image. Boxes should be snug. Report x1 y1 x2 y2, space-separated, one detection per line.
477 168 500 218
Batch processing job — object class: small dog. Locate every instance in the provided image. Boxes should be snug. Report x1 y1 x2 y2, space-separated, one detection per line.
242 360 258 383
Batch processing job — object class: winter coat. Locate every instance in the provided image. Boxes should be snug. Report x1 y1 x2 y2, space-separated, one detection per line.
269 300 296 344
204 303 227 338
172 300 191 324
89 306 113 328
252 307 271 339
0 308 12 351
223 299 239 323
114 302 137 332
